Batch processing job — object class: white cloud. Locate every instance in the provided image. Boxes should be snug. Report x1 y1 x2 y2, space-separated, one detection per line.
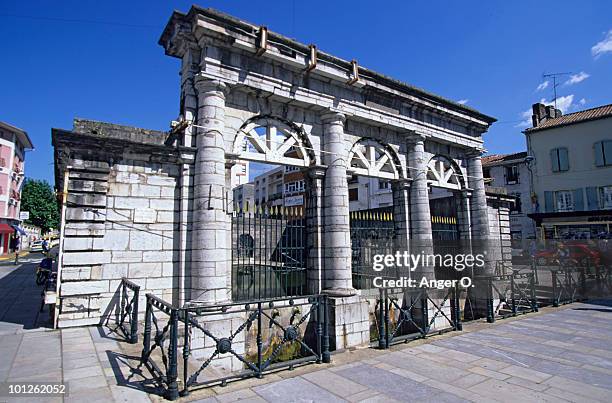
579 98 587 105
564 71 590 86
515 108 533 128
457 99 469 105
543 94 574 114
535 80 549 91
592 29 612 59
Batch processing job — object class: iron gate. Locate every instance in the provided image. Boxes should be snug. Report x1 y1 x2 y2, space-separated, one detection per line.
232 204 307 301
350 207 395 289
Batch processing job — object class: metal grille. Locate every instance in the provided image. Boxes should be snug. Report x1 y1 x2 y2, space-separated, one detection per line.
350 207 395 289
232 205 307 301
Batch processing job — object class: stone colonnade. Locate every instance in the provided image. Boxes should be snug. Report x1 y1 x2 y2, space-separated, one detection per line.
190 77 492 304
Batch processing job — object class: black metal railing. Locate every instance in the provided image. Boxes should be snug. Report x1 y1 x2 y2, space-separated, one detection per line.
141 294 329 400
484 271 538 322
141 294 181 400
350 207 395 289
117 278 140 344
232 205 307 301
551 267 585 306
376 286 461 349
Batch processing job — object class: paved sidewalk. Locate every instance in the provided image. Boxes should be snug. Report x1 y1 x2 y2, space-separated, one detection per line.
1 262 611 402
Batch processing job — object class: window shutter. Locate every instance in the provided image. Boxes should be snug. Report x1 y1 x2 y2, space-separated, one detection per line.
559 148 569 171
604 141 612 166
594 142 604 167
573 189 584 211
550 149 559 172
586 187 599 210
544 191 554 212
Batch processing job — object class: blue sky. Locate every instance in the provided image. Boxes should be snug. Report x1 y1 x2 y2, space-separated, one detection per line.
1 1 611 185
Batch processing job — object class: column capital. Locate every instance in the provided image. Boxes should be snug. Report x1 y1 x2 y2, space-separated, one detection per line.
321 110 346 124
406 133 427 147
194 74 229 95
465 148 486 159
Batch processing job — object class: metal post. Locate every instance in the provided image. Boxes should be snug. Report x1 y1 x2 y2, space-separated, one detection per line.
486 277 495 323
257 302 263 376
322 295 331 363
551 270 559 307
510 272 517 316
421 288 429 335
454 284 462 331
384 291 391 347
141 298 152 362
316 297 322 363
532 258 539 285
130 286 139 344
580 266 587 300
120 281 127 327
181 310 190 397
378 288 387 349
166 309 179 401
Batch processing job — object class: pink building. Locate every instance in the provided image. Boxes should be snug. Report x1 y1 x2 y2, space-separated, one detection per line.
0 122 34 254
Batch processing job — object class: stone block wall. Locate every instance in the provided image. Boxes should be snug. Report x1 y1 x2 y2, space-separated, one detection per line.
54 120 192 328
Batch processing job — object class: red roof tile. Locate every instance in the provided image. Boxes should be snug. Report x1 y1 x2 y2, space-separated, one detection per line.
525 103 612 133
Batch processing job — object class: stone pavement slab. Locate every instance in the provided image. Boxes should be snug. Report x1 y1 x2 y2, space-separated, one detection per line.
2 258 612 402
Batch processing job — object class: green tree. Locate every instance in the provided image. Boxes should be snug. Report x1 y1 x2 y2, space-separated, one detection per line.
20 179 60 233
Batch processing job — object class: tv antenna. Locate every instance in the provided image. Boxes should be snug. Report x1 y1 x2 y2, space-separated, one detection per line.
542 72 572 110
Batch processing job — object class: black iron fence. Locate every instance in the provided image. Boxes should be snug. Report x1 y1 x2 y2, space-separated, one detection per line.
117 278 140 344
375 286 462 349
350 208 395 289
141 294 329 400
483 272 538 322
232 205 307 301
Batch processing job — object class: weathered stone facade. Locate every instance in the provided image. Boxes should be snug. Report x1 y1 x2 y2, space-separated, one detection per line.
52 7 514 348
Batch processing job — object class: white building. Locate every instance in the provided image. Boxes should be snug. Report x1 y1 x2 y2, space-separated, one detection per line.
348 176 393 211
482 152 535 239
524 103 612 239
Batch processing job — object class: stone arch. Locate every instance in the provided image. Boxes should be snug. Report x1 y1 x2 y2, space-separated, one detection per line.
426 155 466 190
232 115 315 167
347 138 404 180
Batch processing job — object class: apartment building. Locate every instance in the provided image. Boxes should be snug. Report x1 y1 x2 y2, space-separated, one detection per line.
524 103 612 239
482 152 535 239
0 122 34 253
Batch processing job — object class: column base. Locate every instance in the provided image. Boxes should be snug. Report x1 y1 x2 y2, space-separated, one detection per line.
322 287 357 297
326 295 370 351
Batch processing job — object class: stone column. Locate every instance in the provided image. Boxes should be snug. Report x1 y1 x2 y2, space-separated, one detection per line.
407 136 435 281
321 111 355 296
190 76 231 304
392 178 411 252
466 150 495 276
306 167 325 294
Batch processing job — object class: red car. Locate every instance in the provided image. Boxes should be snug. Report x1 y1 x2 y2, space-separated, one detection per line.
534 244 601 266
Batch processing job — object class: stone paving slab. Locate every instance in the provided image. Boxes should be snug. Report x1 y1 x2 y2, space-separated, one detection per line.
2 261 612 402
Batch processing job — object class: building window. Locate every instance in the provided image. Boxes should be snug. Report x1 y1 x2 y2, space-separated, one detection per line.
550 147 569 172
555 190 574 212
378 180 390 190
505 165 519 184
348 188 359 201
511 192 522 213
284 180 304 194
600 186 612 209
594 140 612 167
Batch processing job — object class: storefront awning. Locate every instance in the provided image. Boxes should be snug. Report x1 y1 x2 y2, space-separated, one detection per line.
11 225 27 236
0 224 14 233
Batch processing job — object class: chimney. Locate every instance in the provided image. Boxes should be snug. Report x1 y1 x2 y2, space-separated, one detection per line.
555 108 562 117
545 105 556 119
531 103 547 127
